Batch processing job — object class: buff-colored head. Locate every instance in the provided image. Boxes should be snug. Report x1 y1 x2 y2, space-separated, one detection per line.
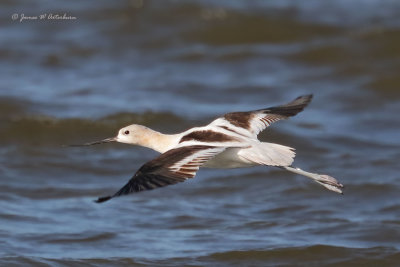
114 124 152 145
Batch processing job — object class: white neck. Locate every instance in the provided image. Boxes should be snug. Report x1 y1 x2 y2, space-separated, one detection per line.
138 128 180 153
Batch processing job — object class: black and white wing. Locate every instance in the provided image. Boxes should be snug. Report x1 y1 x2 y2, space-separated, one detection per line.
210 95 313 137
96 145 226 203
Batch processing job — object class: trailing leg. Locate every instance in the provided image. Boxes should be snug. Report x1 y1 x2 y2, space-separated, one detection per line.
280 166 344 194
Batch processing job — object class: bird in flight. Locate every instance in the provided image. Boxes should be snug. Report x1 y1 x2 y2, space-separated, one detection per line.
72 95 343 203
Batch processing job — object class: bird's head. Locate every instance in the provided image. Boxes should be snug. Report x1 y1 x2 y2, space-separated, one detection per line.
114 124 150 145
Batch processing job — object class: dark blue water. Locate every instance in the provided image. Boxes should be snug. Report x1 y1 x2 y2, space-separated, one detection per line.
1 0 400 266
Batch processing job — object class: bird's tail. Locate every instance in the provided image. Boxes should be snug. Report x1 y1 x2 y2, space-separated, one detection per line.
238 142 296 167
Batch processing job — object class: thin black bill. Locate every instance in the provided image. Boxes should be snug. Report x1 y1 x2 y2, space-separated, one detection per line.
67 137 116 147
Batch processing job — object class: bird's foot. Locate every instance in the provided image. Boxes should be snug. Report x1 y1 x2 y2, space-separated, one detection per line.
314 174 344 194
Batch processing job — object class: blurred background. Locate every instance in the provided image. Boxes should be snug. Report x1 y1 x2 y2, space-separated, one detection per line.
1 0 400 266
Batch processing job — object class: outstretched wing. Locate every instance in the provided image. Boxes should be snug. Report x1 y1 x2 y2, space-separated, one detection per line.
96 145 226 203
210 95 313 137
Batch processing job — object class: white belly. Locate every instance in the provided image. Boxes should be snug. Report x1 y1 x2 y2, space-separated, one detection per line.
203 147 256 169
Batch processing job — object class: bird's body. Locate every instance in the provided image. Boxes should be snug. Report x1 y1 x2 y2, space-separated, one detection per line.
73 95 343 203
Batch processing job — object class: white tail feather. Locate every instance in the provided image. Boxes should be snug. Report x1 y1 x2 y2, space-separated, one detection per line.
238 142 295 166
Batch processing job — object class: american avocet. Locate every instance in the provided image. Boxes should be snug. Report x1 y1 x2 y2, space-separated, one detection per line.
73 95 343 203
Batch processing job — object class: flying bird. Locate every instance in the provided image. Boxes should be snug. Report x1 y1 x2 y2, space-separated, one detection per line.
72 95 343 203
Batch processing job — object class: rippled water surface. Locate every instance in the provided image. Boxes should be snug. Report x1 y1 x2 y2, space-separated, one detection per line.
1 0 400 266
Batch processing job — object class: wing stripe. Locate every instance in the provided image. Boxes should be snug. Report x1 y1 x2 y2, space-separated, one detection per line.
211 95 312 137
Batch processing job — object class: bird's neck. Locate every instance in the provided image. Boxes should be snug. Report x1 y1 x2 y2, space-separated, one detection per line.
139 128 179 153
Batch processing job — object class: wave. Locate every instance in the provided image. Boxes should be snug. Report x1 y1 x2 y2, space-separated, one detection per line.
1 245 398 266
197 245 400 265
0 104 192 146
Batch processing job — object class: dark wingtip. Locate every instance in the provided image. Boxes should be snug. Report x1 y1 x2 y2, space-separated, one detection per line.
294 94 313 104
266 94 313 117
286 94 313 109
95 196 112 203
299 94 313 98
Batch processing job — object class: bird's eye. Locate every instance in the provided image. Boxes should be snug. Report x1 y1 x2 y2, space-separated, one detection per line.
124 130 130 135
